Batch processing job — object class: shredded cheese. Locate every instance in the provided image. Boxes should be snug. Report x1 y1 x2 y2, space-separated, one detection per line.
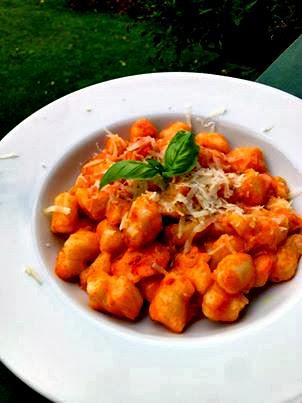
91 178 101 189
207 107 227 119
103 127 115 136
195 117 204 130
107 134 118 158
183 217 216 253
207 243 225 256
119 213 128 230
193 217 216 233
105 133 128 159
191 107 227 133
151 263 168 275
177 217 185 239
127 136 156 152
262 125 274 133
44 205 71 215
83 159 103 169
184 105 192 128
75 174 88 187
159 166 244 224
0 153 19 159
24 266 43 285
203 120 216 132
184 233 195 253
290 188 302 199
145 191 160 202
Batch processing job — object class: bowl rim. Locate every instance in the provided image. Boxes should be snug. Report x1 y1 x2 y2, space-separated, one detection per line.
1 72 302 403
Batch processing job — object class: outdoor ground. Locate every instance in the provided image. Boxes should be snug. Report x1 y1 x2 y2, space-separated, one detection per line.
0 0 160 138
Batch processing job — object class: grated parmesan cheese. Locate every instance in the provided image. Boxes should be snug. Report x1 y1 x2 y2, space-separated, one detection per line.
195 116 204 130
191 107 227 133
108 135 118 158
183 217 216 253
91 178 101 189
83 159 104 169
0 153 19 159
184 105 192 128
207 243 225 256
43 205 71 215
203 121 216 132
207 107 227 119
103 127 115 136
145 191 160 202
184 233 195 254
127 136 156 152
290 188 302 199
24 266 43 285
151 263 168 275
177 217 185 239
119 213 128 230
105 133 126 159
262 125 274 133
158 166 244 224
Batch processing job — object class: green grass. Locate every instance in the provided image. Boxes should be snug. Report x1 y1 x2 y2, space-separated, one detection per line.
0 0 159 138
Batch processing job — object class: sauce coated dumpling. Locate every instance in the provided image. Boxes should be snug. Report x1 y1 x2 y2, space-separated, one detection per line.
124 194 162 248
214 253 255 294
47 118 302 332
149 273 195 333
202 283 248 322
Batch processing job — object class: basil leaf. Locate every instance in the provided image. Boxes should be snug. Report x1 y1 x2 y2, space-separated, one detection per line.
163 131 199 177
99 160 159 188
146 159 164 173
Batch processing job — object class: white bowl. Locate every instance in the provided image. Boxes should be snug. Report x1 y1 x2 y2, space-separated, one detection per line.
1 73 302 402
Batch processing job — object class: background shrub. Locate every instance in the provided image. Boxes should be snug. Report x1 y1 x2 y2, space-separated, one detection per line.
128 0 301 77
69 0 301 78
67 0 134 12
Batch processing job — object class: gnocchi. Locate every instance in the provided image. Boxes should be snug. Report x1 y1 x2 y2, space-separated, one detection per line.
47 118 302 333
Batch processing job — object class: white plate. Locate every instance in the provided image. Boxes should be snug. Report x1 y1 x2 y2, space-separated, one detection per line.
1 73 302 403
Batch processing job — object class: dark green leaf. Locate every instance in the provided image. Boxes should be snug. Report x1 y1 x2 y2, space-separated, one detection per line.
146 158 165 173
99 160 159 188
163 131 199 177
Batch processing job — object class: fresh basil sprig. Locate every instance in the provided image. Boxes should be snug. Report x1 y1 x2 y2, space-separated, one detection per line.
99 130 199 188
100 160 161 188
145 158 165 174
163 131 199 177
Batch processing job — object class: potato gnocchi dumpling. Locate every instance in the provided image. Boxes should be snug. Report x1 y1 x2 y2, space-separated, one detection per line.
47 118 302 333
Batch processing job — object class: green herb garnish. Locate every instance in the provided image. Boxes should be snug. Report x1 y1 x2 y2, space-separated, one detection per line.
163 131 199 177
99 130 199 188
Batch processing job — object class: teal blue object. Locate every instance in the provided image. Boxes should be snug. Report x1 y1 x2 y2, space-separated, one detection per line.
257 35 302 99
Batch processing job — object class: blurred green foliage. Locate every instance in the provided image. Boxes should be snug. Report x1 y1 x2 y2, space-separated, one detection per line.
0 0 300 138
127 0 301 77
68 0 301 77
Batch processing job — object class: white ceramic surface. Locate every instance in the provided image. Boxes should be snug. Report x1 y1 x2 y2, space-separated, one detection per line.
1 73 302 403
